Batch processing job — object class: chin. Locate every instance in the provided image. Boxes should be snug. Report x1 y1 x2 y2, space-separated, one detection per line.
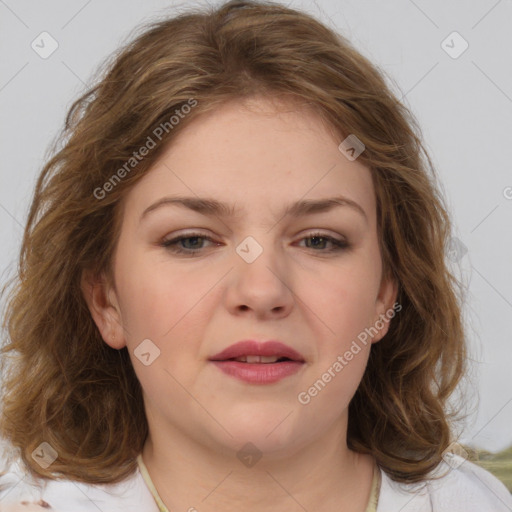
211 408 301 453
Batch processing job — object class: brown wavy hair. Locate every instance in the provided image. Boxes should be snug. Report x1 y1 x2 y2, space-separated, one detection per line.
0 0 467 484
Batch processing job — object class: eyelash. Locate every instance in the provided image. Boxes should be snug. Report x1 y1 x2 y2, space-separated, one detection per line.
161 232 349 256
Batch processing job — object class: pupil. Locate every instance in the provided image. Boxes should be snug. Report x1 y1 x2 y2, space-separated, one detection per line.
308 236 325 248
184 237 202 249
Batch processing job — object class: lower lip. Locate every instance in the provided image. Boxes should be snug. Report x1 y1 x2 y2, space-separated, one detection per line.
210 360 304 384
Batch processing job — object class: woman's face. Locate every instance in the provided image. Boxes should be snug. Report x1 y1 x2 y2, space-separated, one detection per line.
92 96 397 458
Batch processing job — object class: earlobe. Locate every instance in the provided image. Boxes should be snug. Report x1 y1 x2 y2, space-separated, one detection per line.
80 269 126 350
372 274 399 344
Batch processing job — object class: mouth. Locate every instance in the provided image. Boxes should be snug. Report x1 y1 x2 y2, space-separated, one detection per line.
221 355 295 363
209 340 305 362
208 340 305 384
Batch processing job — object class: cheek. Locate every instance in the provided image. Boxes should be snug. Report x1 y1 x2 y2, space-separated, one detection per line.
114 254 225 392
307 256 381 348
296 354 368 431
115 262 217 400
115 247 211 339
298 281 375 416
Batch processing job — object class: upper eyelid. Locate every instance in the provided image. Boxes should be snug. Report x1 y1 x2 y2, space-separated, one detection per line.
162 231 347 247
162 230 215 241
163 229 345 239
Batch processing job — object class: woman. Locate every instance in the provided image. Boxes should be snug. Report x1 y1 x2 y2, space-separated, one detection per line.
1 1 510 510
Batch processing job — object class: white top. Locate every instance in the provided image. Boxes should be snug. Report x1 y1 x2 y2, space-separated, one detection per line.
0 447 510 511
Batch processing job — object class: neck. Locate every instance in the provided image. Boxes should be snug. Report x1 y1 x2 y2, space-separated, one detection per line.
141 417 376 512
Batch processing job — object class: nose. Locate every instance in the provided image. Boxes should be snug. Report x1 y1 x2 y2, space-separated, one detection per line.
224 237 295 320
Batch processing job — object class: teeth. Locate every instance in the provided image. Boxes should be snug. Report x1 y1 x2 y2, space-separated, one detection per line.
260 356 280 363
234 355 282 363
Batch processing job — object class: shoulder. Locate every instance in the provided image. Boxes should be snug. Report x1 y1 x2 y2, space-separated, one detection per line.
377 454 512 512
0 442 158 512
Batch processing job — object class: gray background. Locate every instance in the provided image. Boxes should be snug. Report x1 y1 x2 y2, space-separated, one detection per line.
1 0 511 452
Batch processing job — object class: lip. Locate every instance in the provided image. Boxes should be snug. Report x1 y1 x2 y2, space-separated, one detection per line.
209 340 305 384
209 340 305 362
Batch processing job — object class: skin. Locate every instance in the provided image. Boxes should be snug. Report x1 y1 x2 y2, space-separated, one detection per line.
83 95 398 511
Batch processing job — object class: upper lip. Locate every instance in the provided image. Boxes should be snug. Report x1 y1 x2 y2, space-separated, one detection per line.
209 340 305 362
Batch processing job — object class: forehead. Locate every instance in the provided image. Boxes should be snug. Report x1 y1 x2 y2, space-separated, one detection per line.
123 95 376 225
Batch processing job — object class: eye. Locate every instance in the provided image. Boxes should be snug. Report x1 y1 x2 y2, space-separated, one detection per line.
161 233 220 255
297 232 349 253
160 231 349 256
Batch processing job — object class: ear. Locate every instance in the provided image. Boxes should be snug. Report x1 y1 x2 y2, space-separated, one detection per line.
81 269 126 349
371 272 399 344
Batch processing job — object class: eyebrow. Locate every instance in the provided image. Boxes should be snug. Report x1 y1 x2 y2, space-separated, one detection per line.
140 195 368 223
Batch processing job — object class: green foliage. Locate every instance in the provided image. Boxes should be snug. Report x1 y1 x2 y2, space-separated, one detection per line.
464 444 512 493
